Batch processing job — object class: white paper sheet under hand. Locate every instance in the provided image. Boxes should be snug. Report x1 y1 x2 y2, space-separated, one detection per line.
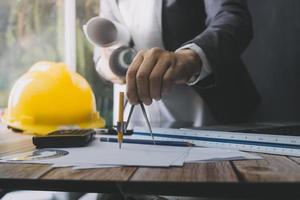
0 140 190 167
0 139 261 169
67 147 260 169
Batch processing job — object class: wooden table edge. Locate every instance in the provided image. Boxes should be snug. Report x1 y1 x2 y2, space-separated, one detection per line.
0 178 299 198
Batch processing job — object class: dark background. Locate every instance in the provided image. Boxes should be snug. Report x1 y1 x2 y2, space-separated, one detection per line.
243 0 300 122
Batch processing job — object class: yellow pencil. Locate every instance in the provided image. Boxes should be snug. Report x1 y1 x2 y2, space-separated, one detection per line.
117 92 124 149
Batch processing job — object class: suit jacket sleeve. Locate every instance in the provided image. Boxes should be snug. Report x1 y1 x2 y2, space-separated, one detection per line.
187 0 260 123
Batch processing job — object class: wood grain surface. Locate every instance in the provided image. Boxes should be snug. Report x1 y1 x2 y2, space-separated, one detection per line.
232 154 300 182
0 130 52 179
289 156 300 164
0 131 33 156
0 163 51 179
41 167 137 181
130 162 238 182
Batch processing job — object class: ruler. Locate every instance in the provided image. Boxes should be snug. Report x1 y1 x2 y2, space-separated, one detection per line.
133 127 300 157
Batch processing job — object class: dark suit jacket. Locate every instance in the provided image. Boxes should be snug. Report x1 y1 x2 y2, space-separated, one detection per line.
162 0 260 123
99 0 260 124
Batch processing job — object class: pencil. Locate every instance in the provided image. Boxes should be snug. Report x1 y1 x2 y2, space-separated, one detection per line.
100 137 195 147
118 92 124 149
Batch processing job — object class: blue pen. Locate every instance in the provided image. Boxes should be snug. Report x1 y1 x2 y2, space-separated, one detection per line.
100 137 195 147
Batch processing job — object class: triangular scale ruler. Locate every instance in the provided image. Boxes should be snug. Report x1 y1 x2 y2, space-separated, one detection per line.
133 127 300 157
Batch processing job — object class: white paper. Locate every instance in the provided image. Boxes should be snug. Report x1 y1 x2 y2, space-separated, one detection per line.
72 165 120 170
185 147 261 162
1 140 190 167
0 136 261 169
52 163 79 168
171 149 190 166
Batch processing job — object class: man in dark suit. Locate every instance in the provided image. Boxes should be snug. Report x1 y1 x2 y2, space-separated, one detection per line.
94 0 260 128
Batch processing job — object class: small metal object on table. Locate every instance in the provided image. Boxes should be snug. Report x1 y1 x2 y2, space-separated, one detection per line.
125 102 156 144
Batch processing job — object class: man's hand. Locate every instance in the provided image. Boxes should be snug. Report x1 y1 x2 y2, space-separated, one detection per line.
126 47 202 105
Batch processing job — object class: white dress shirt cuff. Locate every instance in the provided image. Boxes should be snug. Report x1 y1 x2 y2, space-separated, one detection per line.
176 43 212 86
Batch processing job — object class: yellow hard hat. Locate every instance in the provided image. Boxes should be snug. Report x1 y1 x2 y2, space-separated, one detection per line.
3 61 105 135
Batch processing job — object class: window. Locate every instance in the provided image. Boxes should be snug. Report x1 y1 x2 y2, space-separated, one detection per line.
0 0 65 106
76 0 113 126
0 0 113 125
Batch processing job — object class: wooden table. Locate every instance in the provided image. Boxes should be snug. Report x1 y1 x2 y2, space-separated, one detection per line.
0 126 300 199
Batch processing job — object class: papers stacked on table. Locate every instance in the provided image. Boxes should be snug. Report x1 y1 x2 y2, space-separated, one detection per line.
0 138 261 170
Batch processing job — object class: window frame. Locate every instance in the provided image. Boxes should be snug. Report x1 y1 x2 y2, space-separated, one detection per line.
64 0 77 71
